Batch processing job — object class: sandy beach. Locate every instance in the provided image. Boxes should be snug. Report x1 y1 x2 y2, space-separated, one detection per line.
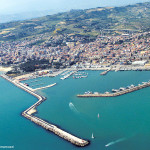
0 66 12 72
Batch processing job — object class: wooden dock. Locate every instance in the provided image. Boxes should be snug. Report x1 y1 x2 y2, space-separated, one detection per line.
77 82 150 97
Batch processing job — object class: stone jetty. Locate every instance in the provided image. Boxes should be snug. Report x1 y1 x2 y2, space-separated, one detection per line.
77 81 150 97
0 74 89 147
100 69 111 75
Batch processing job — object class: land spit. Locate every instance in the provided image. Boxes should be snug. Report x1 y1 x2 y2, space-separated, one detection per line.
0 74 89 147
77 82 150 97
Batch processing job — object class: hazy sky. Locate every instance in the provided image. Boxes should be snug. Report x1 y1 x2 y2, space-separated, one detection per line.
0 0 149 15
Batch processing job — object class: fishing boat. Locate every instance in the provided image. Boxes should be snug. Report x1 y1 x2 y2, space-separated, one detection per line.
91 133 94 139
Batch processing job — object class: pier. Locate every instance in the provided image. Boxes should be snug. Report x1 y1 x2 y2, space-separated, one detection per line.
77 81 150 97
0 74 89 147
100 69 111 75
60 71 77 80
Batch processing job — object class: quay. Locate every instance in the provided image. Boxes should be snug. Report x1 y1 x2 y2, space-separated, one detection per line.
0 74 89 147
77 81 150 97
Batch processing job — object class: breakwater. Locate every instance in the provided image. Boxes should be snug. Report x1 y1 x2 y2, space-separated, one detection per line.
77 81 150 97
0 74 89 147
100 69 111 75
33 83 56 91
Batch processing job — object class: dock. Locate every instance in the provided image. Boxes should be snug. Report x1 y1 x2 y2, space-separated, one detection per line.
77 81 150 97
60 71 77 80
0 74 89 147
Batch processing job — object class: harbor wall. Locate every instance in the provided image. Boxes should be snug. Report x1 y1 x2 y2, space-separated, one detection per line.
0 74 89 147
77 82 150 97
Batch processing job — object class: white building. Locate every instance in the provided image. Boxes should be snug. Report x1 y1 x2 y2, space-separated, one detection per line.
132 60 147 66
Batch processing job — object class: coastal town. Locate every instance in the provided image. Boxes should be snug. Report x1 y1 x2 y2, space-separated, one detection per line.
0 1 150 150
0 31 149 73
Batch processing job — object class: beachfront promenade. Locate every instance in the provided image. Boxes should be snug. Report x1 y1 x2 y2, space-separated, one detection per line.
77 82 150 97
0 74 89 147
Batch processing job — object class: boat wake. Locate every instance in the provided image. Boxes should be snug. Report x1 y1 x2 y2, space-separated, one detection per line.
69 102 79 114
105 137 126 147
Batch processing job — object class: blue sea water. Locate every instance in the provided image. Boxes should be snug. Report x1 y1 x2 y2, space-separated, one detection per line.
1 71 150 150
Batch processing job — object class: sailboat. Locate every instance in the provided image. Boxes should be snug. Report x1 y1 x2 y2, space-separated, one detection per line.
98 113 99 118
91 133 94 139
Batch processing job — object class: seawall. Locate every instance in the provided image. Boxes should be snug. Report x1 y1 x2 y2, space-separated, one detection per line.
0 74 89 147
77 82 150 97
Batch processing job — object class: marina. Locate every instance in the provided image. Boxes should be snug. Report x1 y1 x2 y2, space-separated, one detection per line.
60 71 77 80
73 72 88 79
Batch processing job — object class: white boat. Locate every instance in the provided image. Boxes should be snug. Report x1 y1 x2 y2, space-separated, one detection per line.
112 89 119 92
98 113 99 118
91 133 94 139
119 87 126 91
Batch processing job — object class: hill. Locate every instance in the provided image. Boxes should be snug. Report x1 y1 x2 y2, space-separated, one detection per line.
0 2 149 42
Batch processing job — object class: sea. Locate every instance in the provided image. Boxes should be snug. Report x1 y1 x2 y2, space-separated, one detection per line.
0 70 150 150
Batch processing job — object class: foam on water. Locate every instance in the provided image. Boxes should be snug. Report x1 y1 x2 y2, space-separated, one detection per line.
69 102 79 114
105 137 126 147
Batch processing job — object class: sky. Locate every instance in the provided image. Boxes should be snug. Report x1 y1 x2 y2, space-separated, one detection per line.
0 0 149 15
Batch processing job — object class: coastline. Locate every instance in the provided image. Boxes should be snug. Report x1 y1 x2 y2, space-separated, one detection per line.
0 74 89 147
9 65 150 82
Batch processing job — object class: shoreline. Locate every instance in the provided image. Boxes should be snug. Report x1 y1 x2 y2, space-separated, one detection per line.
0 74 89 147
13 65 150 81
